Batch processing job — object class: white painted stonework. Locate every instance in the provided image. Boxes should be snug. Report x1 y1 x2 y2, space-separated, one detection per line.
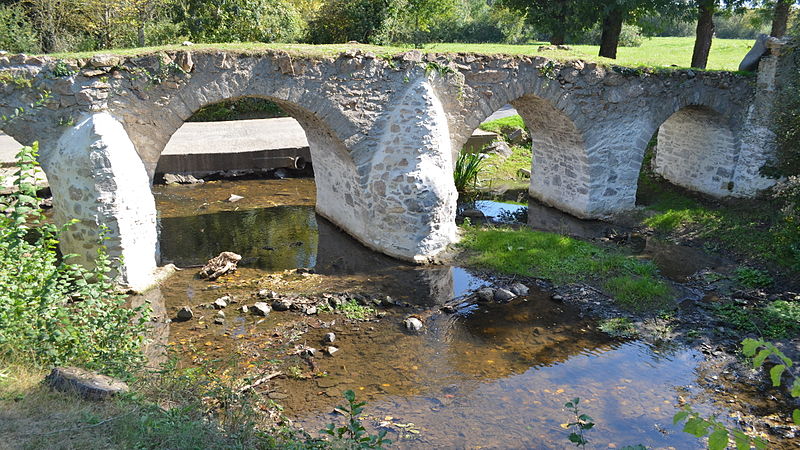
0 40 793 289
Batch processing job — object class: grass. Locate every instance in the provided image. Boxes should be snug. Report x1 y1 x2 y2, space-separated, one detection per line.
478 145 531 189
638 177 798 270
45 37 752 71
598 317 638 338
715 300 800 339
460 225 672 311
0 360 320 449
478 115 526 136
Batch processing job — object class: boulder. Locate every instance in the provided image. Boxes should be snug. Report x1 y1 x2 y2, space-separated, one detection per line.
252 302 271 316
272 299 292 311
510 283 529 296
507 128 529 145
476 287 495 302
257 289 279 299
212 296 229 309
403 316 423 332
176 306 194 321
494 288 517 302
45 367 128 400
739 34 769 72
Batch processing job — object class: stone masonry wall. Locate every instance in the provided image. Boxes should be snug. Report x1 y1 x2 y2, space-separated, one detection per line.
0 47 784 289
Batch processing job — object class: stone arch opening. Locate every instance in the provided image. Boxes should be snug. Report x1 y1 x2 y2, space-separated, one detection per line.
637 105 739 202
151 94 363 273
455 91 593 219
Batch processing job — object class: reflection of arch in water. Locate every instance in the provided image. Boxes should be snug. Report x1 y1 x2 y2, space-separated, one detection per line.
439 294 621 380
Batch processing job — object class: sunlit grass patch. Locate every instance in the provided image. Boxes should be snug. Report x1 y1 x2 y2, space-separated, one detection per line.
460 226 670 311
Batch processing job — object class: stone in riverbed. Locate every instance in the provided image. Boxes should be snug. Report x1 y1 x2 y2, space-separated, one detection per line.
510 283 529 296
272 299 292 311
324 346 339 356
302 347 317 357
239 305 249 314
323 332 336 343
257 289 278 299
212 296 229 309
176 306 194 321
305 305 318 315
252 302 271 316
227 194 244 202
45 367 129 400
476 287 495 302
198 251 241 280
403 316 423 332
494 288 517 302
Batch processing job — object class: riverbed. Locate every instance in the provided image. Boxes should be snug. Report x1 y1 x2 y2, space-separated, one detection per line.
143 177 777 449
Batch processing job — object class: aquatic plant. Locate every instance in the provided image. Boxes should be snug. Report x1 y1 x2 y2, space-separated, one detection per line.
454 151 484 192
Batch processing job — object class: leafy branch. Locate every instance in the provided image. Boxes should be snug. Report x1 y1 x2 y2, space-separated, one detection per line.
742 338 800 426
322 390 391 448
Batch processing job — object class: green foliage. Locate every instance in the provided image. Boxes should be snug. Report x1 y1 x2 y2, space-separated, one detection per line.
714 300 800 339
576 23 644 47
673 406 767 450
307 0 393 44
50 60 76 78
174 0 303 44
765 47 800 178
0 4 40 53
323 390 391 448
598 317 638 338
0 71 33 88
460 226 670 311
188 98 289 122
604 276 671 312
640 178 799 270
0 144 149 377
742 338 799 426
734 266 773 289
564 397 594 448
319 299 376 321
454 151 484 192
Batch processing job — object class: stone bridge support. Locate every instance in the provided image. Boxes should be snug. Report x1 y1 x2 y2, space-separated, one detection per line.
44 112 158 292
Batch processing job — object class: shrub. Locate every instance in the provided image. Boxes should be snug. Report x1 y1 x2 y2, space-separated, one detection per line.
0 144 148 377
0 4 39 53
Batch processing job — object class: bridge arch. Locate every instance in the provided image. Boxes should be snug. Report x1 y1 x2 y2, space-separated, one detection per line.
447 77 594 218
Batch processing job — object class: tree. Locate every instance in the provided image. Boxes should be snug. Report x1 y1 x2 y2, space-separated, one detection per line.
307 0 392 44
173 0 303 43
394 0 459 47
24 0 80 52
689 0 746 69
496 0 597 45
770 0 794 37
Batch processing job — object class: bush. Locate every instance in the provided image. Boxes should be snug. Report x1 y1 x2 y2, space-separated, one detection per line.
574 23 644 48
0 144 148 377
176 0 303 43
188 98 288 122
0 4 40 53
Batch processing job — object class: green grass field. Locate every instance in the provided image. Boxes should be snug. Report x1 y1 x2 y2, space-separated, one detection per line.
48 37 753 71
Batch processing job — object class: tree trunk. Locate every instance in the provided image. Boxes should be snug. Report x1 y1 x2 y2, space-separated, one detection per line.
550 28 566 45
138 26 145 47
771 0 791 38
691 3 715 69
599 7 624 59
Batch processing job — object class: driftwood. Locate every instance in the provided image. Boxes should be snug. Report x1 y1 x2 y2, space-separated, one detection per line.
198 251 242 280
238 371 282 393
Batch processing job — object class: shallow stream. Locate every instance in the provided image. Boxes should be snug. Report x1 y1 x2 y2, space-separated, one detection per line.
145 178 747 448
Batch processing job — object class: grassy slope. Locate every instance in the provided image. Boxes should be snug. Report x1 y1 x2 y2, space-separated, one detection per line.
47 37 752 71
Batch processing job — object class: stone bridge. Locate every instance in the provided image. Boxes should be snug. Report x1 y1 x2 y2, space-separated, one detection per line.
0 43 790 291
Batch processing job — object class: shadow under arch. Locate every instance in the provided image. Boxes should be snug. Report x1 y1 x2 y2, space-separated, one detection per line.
637 104 739 199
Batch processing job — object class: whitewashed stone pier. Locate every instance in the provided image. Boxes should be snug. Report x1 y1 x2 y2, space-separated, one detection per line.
0 42 792 290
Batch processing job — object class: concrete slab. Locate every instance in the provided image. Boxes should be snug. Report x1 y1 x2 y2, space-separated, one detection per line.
0 132 21 163
162 117 308 155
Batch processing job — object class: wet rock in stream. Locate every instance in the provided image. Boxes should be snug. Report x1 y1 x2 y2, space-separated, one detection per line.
175 306 194 321
323 332 336 343
404 316 423 332
272 299 292 311
493 288 517 302
212 296 230 309
252 302 271 316
510 282 529 296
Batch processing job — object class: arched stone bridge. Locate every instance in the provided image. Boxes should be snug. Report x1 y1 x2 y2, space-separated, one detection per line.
0 43 790 291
